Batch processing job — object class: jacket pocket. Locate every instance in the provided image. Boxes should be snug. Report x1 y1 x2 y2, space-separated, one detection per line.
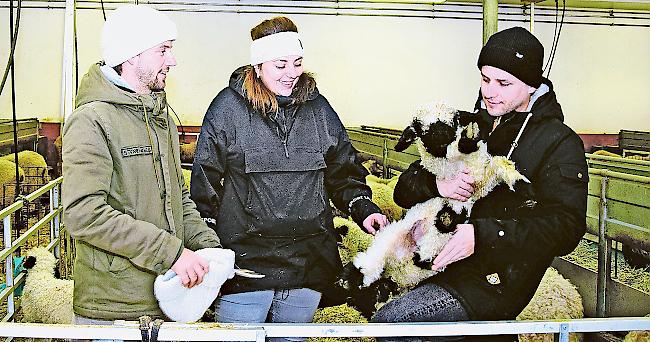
107 253 131 273
243 147 328 238
558 163 589 183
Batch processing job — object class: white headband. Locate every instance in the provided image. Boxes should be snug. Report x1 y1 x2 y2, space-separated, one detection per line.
250 31 304 65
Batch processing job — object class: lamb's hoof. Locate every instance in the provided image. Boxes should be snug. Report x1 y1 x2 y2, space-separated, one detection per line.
435 205 467 234
340 263 365 290
413 253 433 270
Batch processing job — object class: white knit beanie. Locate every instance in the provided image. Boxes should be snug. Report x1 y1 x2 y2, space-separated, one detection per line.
101 5 178 67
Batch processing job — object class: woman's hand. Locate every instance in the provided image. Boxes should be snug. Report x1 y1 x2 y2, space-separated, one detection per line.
432 223 475 271
362 213 389 235
436 168 475 201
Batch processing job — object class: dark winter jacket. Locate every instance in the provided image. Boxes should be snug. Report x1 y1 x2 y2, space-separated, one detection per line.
190 66 381 294
394 79 588 320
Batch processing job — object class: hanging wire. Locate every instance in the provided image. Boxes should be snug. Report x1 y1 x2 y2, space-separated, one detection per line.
167 104 186 143
542 0 560 74
0 0 21 97
544 0 566 77
74 0 79 91
100 0 106 20
2 0 23 199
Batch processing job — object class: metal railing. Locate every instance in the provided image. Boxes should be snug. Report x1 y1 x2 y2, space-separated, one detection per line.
0 317 649 341
0 176 63 323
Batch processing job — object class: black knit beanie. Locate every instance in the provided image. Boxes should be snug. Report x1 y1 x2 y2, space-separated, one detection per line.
477 27 544 88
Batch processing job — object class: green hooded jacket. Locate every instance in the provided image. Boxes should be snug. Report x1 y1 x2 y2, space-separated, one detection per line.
62 63 220 320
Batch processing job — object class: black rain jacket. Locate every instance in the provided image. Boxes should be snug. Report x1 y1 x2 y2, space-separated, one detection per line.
191 67 380 294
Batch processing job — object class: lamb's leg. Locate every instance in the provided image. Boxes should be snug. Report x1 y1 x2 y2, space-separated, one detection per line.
353 217 424 287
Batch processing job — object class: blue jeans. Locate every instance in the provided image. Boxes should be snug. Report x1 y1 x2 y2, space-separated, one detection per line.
214 288 322 342
371 283 468 342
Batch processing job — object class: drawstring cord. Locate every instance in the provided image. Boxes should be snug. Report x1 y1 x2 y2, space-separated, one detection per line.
506 112 533 159
143 99 165 201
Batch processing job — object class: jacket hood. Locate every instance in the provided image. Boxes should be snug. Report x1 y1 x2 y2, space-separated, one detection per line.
476 77 564 123
228 66 319 105
75 63 168 115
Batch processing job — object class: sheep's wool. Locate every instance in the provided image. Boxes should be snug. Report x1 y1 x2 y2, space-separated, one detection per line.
517 267 584 342
21 247 74 324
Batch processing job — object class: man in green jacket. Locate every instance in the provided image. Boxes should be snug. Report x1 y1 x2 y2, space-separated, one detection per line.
62 5 221 324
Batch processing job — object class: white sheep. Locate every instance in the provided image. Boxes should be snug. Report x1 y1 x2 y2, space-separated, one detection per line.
354 101 528 287
20 247 74 324
517 267 584 342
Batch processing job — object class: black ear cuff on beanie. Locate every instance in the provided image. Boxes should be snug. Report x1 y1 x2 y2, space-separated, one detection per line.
477 27 544 88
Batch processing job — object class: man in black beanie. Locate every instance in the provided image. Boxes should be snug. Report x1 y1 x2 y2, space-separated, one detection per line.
372 27 588 341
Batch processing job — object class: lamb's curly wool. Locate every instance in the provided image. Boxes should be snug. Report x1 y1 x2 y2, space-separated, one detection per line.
334 216 373 265
0 151 49 185
366 175 404 222
623 313 650 342
20 247 74 324
354 101 527 287
517 267 584 342
308 304 375 342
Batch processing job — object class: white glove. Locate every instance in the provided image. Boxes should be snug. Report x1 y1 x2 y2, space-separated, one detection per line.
154 248 235 323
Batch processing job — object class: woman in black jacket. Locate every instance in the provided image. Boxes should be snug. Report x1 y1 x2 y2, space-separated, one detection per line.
190 17 387 332
371 27 588 341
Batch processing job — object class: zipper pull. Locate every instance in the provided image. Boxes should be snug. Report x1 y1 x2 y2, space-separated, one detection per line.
283 141 289 158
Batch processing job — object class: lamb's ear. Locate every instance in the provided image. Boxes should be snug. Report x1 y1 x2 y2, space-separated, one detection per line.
394 126 416 152
394 119 422 152
23 256 36 269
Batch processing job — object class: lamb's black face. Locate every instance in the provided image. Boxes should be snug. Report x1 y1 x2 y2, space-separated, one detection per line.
420 121 457 158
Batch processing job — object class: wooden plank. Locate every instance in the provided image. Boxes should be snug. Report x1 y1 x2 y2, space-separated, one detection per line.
619 130 650 152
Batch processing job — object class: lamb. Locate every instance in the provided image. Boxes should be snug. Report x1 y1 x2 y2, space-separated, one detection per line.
20 247 74 324
354 101 528 287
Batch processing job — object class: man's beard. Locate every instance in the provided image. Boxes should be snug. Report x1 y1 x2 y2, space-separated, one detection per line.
136 67 165 92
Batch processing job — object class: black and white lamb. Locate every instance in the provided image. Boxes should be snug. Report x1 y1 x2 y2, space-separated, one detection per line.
354 101 529 287
20 247 74 324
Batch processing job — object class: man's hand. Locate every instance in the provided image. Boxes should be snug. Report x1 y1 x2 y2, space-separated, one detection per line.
432 223 475 271
171 248 209 288
437 168 475 202
362 213 389 235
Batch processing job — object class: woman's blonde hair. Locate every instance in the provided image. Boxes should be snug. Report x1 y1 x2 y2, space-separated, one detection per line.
242 17 314 115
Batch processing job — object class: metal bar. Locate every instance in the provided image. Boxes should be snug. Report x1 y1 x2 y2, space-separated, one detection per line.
2 214 13 322
52 183 61 257
586 153 650 166
530 2 535 32
382 139 389 178
22 176 63 202
482 0 498 44
0 208 62 260
596 176 610 317
0 272 25 304
557 323 569 342
60 0 75 121
0 318 649 340
589 168 650 183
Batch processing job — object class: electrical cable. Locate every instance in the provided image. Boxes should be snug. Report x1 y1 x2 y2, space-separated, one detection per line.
167 103 186 143
100 0 106 20
543 0 560 74
0 0 21 98
2 0 23 201
74 0 79 91
546 0 566 78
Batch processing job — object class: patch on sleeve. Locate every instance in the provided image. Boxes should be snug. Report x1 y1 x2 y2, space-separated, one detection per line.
121 145 153 158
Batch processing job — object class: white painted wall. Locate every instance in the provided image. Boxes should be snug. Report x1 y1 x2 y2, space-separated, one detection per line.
1 7 648 133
